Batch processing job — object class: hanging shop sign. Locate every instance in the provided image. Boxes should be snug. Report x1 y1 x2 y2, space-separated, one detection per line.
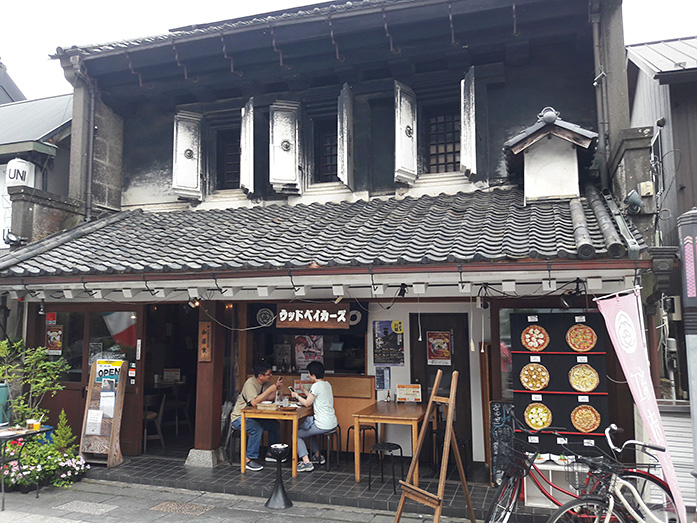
596 289 687 523
276 303 350 329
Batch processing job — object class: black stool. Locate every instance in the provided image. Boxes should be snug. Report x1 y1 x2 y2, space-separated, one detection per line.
225 423 243 464
368 442 404 493
346 424 377 456
319 425 341 471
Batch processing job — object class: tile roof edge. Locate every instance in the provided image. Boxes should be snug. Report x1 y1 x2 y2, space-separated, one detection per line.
0 210 140 272
53 0 416 57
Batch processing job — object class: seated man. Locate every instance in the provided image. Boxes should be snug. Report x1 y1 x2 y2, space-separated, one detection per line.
230 362 282 471
290 361 337 472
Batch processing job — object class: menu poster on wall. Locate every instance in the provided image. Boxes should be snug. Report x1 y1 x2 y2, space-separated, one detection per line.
273 344 292 369
46 325 63 356
375 366 391 390
426 330 452 366
294 335 323 371
373 320 405 366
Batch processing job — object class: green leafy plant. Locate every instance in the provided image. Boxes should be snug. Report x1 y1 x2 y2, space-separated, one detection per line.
1 340 70 424
0 338 22 384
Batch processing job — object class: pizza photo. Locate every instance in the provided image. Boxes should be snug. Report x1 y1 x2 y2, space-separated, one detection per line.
520 363 550 391
524 402 553 430
521 325 550 352
570 405 601 433
568 364 600 392
565 324 598 352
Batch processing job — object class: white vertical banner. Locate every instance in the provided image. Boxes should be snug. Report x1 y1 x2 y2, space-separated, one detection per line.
596 288 686 523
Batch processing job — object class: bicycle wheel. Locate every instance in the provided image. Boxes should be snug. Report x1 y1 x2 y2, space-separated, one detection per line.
484 475 521 523
547 498 630 523
617 470 677 523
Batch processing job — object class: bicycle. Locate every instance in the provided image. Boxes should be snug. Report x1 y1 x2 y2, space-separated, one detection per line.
546 425 677 523
485 422 676 523
485 422 582 523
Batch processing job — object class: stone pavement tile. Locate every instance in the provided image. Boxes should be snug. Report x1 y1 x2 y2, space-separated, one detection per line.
99 505 170 523
199 506 269 522
149 500 214 516
53 500 120 515
0 512 82 523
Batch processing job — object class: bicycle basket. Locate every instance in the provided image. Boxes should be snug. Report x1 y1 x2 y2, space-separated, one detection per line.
565 460 590 492
500 439 537 479
562 442 622 495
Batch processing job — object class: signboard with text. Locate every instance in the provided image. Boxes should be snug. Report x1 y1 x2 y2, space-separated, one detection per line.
276 303 350 329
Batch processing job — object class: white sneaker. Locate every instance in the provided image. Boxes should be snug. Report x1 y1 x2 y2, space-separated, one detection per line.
297 461 314 472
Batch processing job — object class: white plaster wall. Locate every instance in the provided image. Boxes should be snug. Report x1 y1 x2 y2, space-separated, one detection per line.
366 301 489 462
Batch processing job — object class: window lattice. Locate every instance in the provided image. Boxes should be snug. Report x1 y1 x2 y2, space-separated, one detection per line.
426 109 460 173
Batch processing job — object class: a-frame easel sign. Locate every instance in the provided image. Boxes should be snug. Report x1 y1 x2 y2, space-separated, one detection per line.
79 360 127 468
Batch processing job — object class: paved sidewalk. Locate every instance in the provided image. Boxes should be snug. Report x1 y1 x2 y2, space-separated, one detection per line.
2 479 465 522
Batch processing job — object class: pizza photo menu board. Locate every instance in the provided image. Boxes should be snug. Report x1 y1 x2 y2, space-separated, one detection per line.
510 312 609 455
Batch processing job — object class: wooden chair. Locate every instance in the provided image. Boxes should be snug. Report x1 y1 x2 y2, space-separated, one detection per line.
143 394 166 453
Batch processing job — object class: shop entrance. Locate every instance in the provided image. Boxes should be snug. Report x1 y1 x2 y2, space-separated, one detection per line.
142 304 199 455
409 312 472 469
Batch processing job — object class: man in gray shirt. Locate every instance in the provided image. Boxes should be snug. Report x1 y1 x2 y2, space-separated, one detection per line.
230 362 282 471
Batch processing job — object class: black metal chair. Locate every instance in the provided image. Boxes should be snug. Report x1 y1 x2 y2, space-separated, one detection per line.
368 441 404 493
345 423 377 457
319 425 341 471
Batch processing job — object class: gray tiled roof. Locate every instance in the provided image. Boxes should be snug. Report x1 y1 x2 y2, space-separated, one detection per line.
55 1 402 57
0 188 645 279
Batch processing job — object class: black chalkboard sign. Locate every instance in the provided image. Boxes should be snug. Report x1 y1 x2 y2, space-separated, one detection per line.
489 401 515 485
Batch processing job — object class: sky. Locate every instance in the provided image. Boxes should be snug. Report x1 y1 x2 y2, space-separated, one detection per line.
1 0 696 101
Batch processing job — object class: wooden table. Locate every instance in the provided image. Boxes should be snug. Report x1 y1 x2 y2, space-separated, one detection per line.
240 405 312 477
352 402 426 486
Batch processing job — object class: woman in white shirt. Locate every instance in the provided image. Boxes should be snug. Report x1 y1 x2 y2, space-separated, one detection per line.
290 361 337 472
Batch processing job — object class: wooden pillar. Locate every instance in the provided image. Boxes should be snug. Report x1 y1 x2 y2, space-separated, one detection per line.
194 302 225 450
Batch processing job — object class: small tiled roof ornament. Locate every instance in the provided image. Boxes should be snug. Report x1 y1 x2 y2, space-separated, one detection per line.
503 107 599 204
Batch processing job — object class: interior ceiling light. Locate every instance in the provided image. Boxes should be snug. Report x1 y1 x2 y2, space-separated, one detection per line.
188 297 200 308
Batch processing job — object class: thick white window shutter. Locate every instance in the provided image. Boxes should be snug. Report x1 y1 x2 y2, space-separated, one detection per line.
240 98 254 195
337 83 355 190
269 101 301 194
172 111 203 200
460 67 476 177
394 81 417 185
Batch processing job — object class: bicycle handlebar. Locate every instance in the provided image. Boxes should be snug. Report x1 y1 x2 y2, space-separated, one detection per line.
605 423 666 455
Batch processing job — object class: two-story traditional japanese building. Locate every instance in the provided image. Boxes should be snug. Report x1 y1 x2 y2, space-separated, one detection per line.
0 0 667 480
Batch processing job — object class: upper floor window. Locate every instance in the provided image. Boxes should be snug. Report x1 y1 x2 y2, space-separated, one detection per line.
216 129 241 190
394 67 476 185
425 105 460 174
314 117 339 183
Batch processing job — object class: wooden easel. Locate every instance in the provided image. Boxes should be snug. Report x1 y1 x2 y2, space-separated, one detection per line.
393 369 476 523
79 360 127 468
